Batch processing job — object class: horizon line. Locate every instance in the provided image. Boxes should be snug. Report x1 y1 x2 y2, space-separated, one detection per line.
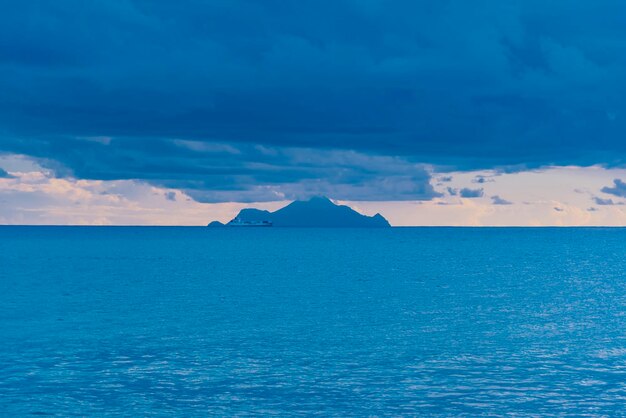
2 224 626 228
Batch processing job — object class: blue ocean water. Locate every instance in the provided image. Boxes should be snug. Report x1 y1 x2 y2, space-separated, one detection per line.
2 227 626 416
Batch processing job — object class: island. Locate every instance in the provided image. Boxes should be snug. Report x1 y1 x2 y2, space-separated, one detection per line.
208 196 391 227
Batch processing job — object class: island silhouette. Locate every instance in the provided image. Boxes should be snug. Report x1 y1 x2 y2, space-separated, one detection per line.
208 196 390 227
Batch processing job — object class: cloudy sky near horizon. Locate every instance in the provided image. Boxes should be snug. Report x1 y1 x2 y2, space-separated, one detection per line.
2 1 626 225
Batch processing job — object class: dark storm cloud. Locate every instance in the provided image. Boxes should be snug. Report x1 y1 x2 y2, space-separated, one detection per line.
2 1 626 201
459 188 484 198
601 179 626 198
5 137 439 202
491 195 513 205
473 175 496 184
593 196 617 205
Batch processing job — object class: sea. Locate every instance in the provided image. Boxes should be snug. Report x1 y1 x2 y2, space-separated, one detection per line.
2 226 626 416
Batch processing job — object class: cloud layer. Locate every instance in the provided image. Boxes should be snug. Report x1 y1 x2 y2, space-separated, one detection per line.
2 1 626 202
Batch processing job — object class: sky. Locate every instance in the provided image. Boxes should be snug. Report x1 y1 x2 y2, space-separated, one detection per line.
2 1 626 225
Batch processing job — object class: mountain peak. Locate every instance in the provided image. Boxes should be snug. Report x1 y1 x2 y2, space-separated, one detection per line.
307 196 333 203
290 195 335 208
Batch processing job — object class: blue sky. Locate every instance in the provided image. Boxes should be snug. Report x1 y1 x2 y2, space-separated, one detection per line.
2 1 626 225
